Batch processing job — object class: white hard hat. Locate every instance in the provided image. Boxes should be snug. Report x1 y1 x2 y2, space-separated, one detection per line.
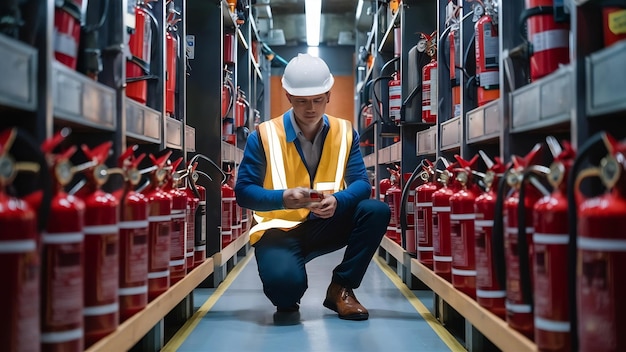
281 53 335 96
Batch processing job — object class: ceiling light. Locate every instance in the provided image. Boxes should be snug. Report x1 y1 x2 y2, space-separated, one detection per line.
305 0 322 47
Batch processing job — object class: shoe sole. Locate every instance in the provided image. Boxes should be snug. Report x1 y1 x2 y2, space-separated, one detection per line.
323 299 369 321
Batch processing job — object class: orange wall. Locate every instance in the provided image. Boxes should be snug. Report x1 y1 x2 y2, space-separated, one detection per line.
270 75 355 124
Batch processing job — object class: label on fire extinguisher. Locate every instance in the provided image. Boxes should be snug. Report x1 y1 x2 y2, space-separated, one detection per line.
417 204 433 249
430 68 438 114
577 237 626 350
474 221 492 288
431 211 440 252
149 219 171 271
53 29 78 59
389 80 402 123
505 228 523 302
43 237 83 327
450 217 467 267
171 211 186 259
186 207 195 259
4 243 40 351
481 22 499 69
531 29 569 53
121 226 148 284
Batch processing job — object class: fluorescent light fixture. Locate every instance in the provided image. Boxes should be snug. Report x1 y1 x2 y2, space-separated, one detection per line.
305 0 322 47
307 46 319 57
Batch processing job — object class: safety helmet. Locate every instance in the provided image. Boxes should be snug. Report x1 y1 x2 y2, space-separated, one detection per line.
281 53 335 96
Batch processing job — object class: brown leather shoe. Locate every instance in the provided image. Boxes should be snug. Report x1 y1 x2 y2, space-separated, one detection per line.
323 282 369 320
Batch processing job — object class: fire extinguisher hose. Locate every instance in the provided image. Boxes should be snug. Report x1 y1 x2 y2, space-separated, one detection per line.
565 131 609 352
188 154 227 185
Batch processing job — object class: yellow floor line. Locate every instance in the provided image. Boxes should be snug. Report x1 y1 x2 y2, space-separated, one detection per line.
162 252 254 352
373 255 466 352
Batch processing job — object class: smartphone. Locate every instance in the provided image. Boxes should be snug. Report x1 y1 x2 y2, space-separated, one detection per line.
309 190 324 201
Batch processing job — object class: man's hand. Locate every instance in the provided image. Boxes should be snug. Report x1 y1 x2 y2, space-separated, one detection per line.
307 195 337 219
282 187 336 218
282 187 322 209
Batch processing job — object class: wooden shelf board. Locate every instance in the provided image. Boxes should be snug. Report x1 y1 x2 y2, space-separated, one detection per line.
86 258 215 352
379 236 408 266
213 232 250 267
409 259 537 352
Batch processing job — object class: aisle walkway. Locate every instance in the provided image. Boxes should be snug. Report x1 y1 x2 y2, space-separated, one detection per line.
164 250 464 352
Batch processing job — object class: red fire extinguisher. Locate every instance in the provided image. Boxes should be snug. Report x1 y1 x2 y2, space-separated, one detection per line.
415 160 439 268
432 160 460 282
187 154 224 268
142 152 173 301
400 170 421 256
448 7 461 119
389 71 402 125
0 128 43 351
222 180 235 248
532 137 575 351
603 5 626 47
37 129 86 351
180 162 199 273
569 133 626 352
193 181 207 269
226 165 242 240
224 32 236 65
114 146 150 323
473 0 500 106
163 157 188 285
474 151 507 318
499 143 547 339
379 176 392 202
127 0 156 104
74 141 120 348
222 70 236 145
222 69 235 119
385 165 402 245
165 4 181 118
422 31 438 124
235 88 249 129
522 0 570 80
53 0 85 70
449 154 481 299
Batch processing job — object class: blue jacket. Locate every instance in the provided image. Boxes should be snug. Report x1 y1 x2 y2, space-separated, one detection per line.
235 111 371 216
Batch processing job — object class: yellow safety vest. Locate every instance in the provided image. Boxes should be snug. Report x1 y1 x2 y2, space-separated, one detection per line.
248 114 353 245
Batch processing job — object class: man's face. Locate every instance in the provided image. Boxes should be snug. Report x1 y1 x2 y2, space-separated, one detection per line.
287 92 330 125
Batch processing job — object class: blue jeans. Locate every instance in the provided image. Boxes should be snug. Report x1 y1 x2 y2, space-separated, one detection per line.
253 199 391 308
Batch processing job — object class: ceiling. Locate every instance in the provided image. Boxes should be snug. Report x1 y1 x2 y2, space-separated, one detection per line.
252 0 368 46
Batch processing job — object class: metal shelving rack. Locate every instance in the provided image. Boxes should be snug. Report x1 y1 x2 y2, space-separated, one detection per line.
358 0 626 350
1 0 265 350
355 0 437 197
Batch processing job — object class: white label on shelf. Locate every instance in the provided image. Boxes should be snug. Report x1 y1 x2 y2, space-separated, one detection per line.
186 35 195 60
